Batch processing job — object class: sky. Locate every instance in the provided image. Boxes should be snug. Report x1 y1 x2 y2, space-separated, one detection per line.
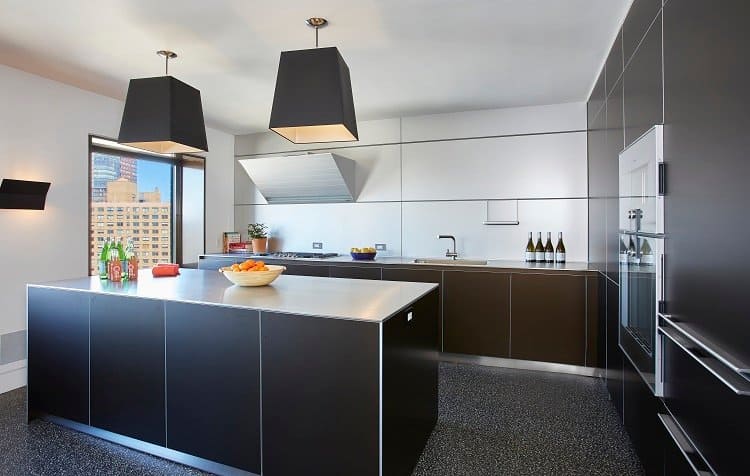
136 160 172 200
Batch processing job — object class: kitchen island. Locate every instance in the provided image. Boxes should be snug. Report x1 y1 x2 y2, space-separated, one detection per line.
27 269 439 476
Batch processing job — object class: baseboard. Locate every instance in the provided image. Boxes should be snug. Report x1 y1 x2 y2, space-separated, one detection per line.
440 353 603 378
0 360 27 394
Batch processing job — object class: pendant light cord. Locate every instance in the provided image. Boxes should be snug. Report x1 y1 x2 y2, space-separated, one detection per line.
315 27 319 48
165 55 169 75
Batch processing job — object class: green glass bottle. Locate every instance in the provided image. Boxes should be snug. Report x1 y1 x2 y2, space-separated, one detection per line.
99 239 110 280
117 238 128 280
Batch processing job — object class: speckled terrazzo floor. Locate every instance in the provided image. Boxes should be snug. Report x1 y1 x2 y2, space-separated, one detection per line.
0 363 642 475
413 363 643 476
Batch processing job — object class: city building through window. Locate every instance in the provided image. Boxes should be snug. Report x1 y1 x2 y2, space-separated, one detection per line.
88 137 205 275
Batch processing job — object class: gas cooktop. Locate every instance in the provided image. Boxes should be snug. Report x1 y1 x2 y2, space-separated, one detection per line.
261 252 339 259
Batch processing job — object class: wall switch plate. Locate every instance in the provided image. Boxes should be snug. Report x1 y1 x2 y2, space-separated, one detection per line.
312 242 323 249
375 243 387 251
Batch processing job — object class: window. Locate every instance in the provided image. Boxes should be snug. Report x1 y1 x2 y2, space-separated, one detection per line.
88 136 204 275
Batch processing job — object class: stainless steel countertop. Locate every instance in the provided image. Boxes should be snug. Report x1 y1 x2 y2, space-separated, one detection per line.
202 254 596 273
28 269 437 323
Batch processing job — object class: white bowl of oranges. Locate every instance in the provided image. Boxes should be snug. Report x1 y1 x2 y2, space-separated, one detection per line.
220 259 286 287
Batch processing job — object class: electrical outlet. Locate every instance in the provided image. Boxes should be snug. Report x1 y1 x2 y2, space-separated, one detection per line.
312 242 323 249
375 243 387 251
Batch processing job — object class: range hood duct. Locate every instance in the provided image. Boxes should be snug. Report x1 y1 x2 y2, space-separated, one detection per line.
0 179 51 210
239 153 356 204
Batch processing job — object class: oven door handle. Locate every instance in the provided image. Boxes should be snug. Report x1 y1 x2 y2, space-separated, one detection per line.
658 322 750 396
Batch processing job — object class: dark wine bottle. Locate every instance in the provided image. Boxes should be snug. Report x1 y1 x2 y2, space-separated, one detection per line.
535 232 545 262
555 232 566 263
544 232 554 263
525 232 535 262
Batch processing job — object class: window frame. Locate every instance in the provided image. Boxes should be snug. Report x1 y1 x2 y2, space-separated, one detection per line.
87 134 206 273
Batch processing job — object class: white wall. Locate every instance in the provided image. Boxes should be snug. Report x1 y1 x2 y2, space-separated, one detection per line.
0 64 234 392
234 102 587 261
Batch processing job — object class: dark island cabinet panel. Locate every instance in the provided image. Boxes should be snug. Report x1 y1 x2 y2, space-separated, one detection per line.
510 274 587 366
382 268 443 350
383 289 439 476
443 271 510 358
261 312 379 476
165 303 261 473
27 288 90 424
624 11 663 147
329 265 382 280
282 263 330 277
90 295 165 446
606 279 623 418
622 0 662 66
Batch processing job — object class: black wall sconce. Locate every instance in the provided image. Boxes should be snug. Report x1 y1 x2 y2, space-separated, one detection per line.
0 179 51 210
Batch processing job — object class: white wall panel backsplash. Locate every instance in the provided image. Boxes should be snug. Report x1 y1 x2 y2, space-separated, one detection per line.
235 202 402 255
234 103 589 260
401 102 586 142
401 132 587 200
402 199 587 261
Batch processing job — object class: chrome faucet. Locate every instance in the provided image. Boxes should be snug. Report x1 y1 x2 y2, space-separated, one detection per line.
438 235 458 259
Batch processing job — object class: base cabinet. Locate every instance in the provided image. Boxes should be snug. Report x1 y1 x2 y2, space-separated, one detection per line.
383 289 440 476
165 303 261 473
27 288 90 424
510 274 588 366
443 271 510 358
90 295 166 446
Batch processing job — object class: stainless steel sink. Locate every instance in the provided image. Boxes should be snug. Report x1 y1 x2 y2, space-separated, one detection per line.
413 258 488 266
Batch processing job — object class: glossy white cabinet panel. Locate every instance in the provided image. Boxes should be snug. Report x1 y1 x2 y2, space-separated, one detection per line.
402 131 587 201
401 102 585 142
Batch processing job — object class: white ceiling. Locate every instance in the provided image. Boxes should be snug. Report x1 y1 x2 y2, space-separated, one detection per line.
0 0 630 135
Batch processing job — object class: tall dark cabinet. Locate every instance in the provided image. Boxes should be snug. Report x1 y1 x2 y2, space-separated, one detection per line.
590 0 750 475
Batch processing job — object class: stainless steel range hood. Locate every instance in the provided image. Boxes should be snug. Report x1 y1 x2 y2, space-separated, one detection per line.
239 153 356 204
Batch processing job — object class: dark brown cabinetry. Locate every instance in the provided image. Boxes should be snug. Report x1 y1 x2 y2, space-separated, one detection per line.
282 263 330 277
27 288 90 424
605 28 623 95
624 11 663 147
90 295 166 446
606 278 623 418
509 274 588 366
442 271 510 358
605 79 624 283
330 265 382 280
622 0 662 66
382 268 443 349
165 303 261 473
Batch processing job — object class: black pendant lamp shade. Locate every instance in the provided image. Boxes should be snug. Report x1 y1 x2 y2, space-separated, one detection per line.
269 44 358 144
118 51 208 154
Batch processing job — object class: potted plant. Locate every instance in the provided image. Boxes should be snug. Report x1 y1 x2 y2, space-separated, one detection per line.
247 223 269 254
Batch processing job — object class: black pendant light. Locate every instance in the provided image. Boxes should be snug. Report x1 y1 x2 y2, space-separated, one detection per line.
269 18 358 144
118 50 208 154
